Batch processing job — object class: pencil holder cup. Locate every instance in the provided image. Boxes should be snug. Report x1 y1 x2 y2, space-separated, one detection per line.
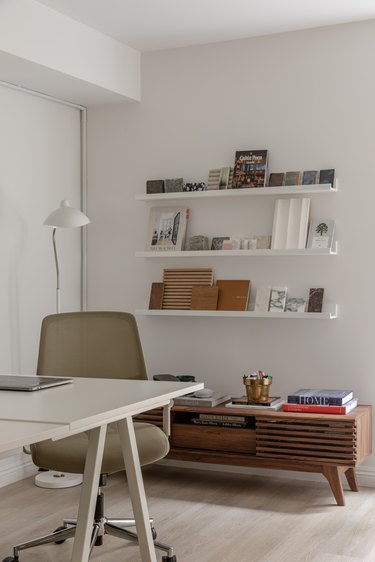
243 375 272 402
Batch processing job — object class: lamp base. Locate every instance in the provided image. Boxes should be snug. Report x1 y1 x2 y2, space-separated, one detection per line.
35 470 83 489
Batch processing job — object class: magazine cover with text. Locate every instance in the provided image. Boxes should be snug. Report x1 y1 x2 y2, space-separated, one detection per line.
231 149 268 188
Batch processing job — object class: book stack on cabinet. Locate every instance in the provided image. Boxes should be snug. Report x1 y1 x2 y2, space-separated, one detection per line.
282 388 357 414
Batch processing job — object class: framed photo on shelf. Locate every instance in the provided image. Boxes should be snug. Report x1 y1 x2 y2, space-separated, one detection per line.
147 207 189 251
306 219 335 250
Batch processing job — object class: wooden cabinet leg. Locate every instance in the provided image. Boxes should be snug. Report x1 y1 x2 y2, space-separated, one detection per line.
345 467 359 492
322 466 345 506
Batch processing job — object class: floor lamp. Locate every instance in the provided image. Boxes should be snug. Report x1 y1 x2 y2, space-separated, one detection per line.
34 200 90 489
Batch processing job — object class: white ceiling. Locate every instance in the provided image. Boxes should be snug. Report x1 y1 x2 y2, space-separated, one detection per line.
35 0 375 52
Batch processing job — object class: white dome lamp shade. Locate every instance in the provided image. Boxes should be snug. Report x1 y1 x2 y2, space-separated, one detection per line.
44 199 90 229
44 200 90 314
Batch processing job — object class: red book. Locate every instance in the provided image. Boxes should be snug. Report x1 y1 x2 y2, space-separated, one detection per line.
282 398 358 415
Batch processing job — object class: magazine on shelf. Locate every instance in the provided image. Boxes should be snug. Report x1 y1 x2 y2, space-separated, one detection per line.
319 169 335 186
231 150 268 189
306 219 335 250
225 397 284 410
282 398 358 415
216 280 251 311
307 288 324 313
268 172 285 187
284 171 301 186
287 388 353 406
269 287 287 312
231 396 282 407
302 170 319 185
285 297 306 313
173 392 231 408
147 207 189 251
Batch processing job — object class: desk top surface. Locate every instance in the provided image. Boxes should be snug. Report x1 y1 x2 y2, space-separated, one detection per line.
0 420 69 453
0 377 203 432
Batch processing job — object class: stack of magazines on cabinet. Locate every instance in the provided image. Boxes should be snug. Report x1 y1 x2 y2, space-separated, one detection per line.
225 396 285 410
282 389 358 414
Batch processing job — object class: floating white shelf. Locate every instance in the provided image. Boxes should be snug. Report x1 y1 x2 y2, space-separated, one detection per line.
135 183 336 201
135 245 337 258
135 305 338 320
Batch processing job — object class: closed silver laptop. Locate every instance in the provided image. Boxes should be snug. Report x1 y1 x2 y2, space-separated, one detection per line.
0 375 73 391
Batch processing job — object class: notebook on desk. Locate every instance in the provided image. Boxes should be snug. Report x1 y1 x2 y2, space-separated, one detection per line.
0 375 73 391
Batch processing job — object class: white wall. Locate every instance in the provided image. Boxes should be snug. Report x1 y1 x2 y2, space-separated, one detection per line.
0 83 83 485
87 20 375 475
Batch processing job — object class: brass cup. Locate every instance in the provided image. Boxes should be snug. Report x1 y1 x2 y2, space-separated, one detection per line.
243 376 272 403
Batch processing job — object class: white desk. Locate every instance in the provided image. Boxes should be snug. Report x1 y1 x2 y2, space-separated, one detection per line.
0 377 203 562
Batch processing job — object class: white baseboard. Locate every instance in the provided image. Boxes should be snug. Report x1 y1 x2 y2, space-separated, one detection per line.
0 450 37 488
158 459 375 489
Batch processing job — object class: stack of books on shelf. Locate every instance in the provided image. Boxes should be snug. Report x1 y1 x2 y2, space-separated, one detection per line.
282 389 357 414
191 413 254 429
225 396 284 410
173 391 231 407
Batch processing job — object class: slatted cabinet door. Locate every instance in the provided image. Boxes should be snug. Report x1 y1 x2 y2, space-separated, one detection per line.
255 416 357 464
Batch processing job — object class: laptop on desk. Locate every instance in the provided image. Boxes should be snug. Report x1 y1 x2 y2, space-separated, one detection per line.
0 375 73 391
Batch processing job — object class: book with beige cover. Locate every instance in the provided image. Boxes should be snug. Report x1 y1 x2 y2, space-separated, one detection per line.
216 280 251 311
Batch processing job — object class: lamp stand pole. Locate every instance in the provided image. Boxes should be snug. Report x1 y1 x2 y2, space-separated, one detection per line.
52 227 60 314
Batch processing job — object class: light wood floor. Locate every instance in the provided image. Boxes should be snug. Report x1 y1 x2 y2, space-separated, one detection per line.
1 465 375 562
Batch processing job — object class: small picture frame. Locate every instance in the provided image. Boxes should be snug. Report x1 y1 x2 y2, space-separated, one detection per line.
147 207 189 251
211 237 230 250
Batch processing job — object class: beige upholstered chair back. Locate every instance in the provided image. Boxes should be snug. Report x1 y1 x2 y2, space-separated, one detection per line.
37 312 148 381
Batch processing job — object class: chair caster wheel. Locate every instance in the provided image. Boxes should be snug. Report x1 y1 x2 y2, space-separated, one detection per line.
151 526 157 540
54 526 67 544
162 556 177 562
3 557 18 562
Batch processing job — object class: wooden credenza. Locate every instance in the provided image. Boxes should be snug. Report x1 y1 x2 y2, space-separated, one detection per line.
145 403 372 506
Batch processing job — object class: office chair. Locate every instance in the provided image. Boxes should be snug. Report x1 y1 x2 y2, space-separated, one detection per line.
3 312 176 562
